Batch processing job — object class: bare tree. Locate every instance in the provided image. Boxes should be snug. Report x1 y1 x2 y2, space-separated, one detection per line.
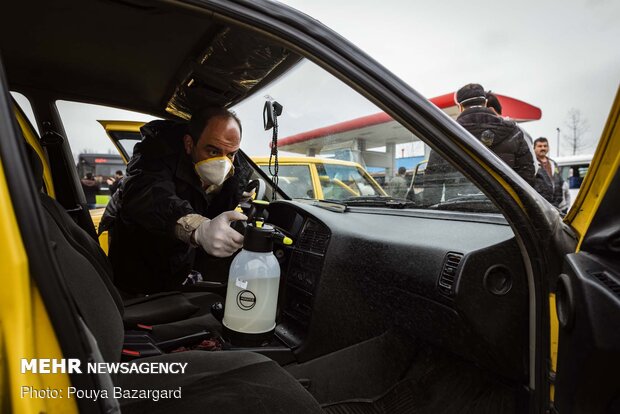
563 108 589 155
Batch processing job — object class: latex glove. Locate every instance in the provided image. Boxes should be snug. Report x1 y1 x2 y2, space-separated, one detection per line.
192 211 247 257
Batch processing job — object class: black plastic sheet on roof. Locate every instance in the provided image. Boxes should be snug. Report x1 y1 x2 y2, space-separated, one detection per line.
167 27 292 119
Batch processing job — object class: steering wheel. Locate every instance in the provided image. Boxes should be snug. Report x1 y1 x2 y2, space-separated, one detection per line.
246 178 266 201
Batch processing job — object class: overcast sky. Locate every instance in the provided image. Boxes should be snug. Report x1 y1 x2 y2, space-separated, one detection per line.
278 0 620 156
20 0 618 160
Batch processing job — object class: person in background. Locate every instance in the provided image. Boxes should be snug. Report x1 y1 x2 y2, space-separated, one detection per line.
533 137 569 213
389 166 408 199
107 169 124 195
80 172 100 209
487 90 537 164
454 84 534 185
423 84 535 206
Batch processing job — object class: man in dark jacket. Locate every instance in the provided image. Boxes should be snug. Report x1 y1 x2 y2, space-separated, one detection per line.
423 84 535 206
107 107 252 295
533 137 567 211
107 170 123 195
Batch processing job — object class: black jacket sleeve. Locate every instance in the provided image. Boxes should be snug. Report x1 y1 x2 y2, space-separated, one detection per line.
119 143 195 238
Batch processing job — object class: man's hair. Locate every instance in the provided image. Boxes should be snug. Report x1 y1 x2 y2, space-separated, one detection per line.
398 166 407 175
85 172 94 180
188 107 242 144
534 137 548 146
486 91 502 115
115 170 123 176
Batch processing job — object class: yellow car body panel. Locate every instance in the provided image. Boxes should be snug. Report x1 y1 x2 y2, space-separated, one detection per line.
97 120 144 163
549 87 620 400
0 158 76 413
565 87 620 250
89 207 108 254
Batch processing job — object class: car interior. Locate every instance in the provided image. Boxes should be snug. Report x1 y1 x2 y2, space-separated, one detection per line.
1 0 568 413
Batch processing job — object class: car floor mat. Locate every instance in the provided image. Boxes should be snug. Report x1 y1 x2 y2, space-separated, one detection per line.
322 349 517 414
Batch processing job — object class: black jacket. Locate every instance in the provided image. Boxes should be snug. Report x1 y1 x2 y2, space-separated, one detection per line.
81 178 99 204
534 158 564 209
456 107 535 185
423 107 535 206
109 177 122 196
107 120 251 294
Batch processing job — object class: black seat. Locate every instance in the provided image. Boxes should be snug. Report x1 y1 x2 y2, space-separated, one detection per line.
29 149 322 413
25 144 223 338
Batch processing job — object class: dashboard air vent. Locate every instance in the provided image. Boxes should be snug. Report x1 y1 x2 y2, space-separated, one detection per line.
591 271 620 298
296 220 330 254
438 252 464 296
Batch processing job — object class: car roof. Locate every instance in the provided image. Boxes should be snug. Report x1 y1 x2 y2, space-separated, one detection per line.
554 154 593 165
0 0 301 119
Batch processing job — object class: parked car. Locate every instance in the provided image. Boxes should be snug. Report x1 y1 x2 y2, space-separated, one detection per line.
252 156 387 200
1 1 619 414
555 154 593 208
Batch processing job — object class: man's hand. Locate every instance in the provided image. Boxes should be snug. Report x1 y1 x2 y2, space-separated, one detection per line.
192 211 247 257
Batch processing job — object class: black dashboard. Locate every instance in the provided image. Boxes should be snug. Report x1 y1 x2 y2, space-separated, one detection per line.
268 200 529 381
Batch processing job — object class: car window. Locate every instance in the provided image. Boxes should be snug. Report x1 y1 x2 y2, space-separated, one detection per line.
259 164 314 199
110 131 142 159
559 163 589 189
234 60 497 213
56 100 158 209
11 92 39 134
316 163 382 200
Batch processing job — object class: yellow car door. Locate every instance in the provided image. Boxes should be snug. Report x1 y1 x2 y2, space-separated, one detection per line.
552 87 620 413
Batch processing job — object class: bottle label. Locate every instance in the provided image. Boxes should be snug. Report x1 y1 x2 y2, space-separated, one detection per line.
235 277 248 289
236 290 257 311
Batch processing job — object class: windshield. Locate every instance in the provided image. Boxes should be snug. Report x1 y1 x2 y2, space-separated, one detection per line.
235 60 500 213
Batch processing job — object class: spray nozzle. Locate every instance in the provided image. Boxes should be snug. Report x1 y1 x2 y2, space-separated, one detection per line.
232 199 270 235
272 229 293 246
250 200 269 227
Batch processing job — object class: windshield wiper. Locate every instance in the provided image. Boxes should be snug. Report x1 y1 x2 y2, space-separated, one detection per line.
311 199 348 213
331 196 416 209
429 194 499 213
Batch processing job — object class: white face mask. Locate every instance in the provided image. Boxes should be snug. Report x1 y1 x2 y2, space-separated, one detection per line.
194 156 234 187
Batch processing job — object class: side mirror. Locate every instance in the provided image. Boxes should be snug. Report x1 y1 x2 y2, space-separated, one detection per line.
263 100 283 131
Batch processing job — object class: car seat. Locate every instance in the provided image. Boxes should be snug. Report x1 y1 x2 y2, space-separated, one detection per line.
24 142 224 340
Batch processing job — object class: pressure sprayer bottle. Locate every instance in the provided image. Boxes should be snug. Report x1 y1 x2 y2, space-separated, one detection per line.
223 201 292 346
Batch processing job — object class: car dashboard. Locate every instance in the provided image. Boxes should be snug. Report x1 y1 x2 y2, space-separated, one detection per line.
268 199 528 382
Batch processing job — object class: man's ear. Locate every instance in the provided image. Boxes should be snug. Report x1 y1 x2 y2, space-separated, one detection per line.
183 134 194 156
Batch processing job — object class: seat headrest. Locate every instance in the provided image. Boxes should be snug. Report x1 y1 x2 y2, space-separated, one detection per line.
25 144 45 191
